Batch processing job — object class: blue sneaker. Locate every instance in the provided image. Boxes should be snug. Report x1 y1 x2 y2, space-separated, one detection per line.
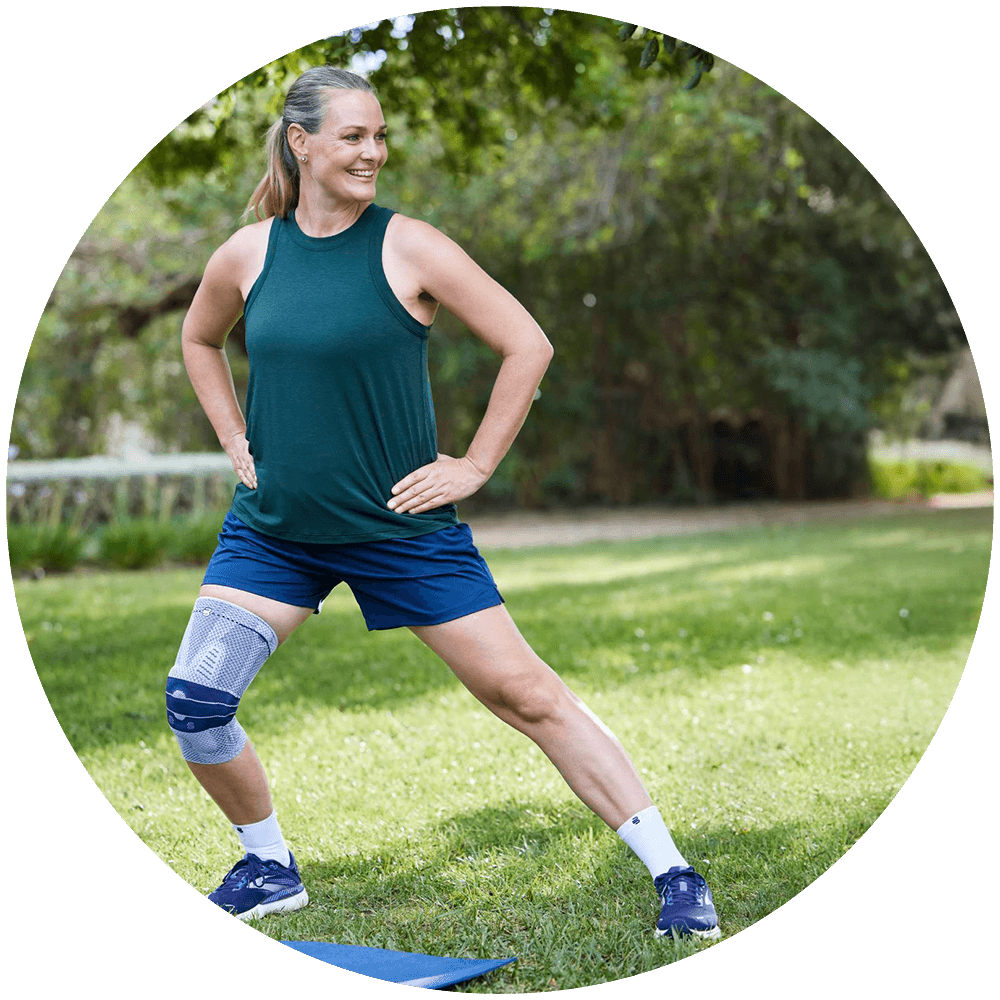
208 852 309 921
654 866 721 940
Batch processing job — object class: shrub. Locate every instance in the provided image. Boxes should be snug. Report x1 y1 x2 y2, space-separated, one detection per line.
97 519 171 570
7 523 85 573
165 512 224 565
868 458 992 499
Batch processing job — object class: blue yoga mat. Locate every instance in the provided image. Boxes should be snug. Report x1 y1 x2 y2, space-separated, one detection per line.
280 940 516 989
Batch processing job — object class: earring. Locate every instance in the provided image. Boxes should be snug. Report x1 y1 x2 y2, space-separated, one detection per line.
299 155 307 163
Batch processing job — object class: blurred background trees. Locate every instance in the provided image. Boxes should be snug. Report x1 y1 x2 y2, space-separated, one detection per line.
13 8 974 510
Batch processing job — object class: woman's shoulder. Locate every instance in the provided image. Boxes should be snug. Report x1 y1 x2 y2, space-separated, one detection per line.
385 208 431 233
215 215 276 267
384 210 458 260
221 215 276 260
204 216 276 287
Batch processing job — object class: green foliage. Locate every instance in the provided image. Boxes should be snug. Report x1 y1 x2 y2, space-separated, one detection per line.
755 348 874 435
140 11 671 188
868 459 992 499
163 512 227 565
617 23 714 86
97 519 172 570
8 524 84 573
18 13 965 508
9 510 230 575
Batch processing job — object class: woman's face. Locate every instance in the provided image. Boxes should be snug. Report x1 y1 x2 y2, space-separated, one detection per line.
301 89 388 204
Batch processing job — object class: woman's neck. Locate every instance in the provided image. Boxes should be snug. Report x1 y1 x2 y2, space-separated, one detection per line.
293 193 370 238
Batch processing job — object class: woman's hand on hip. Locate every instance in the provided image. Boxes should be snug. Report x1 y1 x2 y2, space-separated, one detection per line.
388 454 488 514
225 431 257 489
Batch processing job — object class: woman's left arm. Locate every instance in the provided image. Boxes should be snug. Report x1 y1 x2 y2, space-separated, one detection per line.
388 218 554 515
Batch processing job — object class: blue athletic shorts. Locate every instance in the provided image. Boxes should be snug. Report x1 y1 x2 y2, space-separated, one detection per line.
202 510 504 631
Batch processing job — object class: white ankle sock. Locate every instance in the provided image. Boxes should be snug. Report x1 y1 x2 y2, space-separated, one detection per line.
616 805 688 877
234 811 290 866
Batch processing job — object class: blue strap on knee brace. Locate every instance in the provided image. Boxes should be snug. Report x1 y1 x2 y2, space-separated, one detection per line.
166 678 240 733
166 597 279 764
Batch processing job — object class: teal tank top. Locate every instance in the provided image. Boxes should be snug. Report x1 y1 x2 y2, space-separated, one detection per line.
230 203 460 544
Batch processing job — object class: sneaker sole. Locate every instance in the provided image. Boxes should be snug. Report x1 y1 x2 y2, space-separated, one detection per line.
655 923 722 941
237 888 309 922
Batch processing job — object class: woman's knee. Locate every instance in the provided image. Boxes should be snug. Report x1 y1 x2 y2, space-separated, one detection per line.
166 595 280 764
493 669 570 726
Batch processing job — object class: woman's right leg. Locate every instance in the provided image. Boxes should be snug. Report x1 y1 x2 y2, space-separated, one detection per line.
172 585 314 825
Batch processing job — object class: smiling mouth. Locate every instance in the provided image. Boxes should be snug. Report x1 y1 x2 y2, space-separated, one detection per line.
347 169 375 179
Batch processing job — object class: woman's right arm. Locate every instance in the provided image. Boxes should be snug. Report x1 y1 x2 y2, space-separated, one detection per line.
181 235 258 490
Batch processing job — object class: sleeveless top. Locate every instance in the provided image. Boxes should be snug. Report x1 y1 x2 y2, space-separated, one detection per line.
229 202 460 544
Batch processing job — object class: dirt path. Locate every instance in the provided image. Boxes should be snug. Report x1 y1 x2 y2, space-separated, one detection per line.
462 493 994 549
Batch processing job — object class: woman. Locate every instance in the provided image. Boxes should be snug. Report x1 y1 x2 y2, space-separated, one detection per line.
170 65 719 941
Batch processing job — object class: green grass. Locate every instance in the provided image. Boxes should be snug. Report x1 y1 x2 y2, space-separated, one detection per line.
14 507 991 990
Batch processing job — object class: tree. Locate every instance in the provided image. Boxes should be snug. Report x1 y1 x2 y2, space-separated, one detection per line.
615 22 716 88
16 14 962 512
141 9 715 186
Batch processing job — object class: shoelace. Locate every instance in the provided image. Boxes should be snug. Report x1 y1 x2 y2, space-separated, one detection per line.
222 854 271 889
655 867 707 906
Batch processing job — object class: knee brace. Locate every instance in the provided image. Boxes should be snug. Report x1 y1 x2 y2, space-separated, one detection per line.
166 597 279 764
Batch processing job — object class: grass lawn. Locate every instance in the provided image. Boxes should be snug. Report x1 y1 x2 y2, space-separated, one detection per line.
14 507 991 991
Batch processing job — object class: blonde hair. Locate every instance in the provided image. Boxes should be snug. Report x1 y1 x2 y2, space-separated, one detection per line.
244 66 378 222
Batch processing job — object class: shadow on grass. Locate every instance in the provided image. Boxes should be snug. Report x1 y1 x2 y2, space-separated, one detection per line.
238 794 885 991
23 508 991 756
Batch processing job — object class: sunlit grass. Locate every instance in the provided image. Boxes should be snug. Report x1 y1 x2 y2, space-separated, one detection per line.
15 507 991 991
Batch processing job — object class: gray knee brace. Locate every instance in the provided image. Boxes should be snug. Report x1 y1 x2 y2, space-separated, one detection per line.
166 597 279 764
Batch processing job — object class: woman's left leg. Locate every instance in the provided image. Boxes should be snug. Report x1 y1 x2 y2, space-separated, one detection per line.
410 602 722 939
409 603 651 830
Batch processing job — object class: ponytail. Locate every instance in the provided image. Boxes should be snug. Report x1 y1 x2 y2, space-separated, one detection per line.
244 119 298 222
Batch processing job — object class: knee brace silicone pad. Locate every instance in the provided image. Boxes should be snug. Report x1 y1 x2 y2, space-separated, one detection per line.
166 597 279 764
